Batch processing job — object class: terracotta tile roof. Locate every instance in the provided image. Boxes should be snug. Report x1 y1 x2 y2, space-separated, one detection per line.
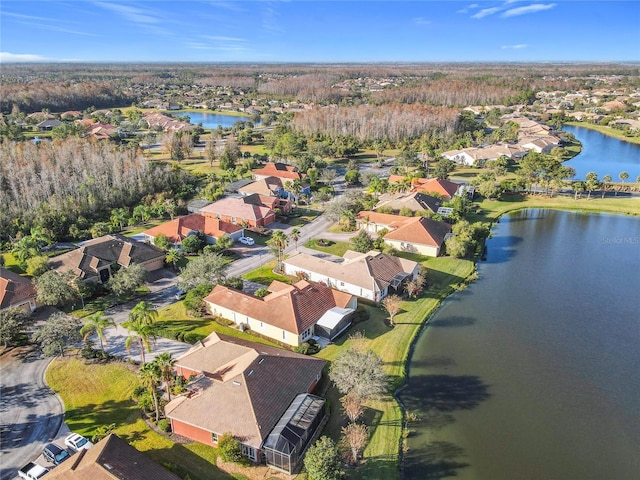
383 217 452 247
199 197 274 222
204 280 353 334
388 176 461 199
356 211 412 230
166 333 326 449
252 162 306 181
0 268 37 309
49 234 165 279
43 434 181 480
375 191 442 213
142 214 242 244
284 250 418 292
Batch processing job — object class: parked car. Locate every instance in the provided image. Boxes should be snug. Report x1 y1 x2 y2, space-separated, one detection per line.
18 462 49 480
239 236 255 246
175 290 187 300
42 443 70 466
64 432 94 452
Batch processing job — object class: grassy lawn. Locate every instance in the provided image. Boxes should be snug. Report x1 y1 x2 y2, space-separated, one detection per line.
468 193 640 223
315 256 475 479
240 260 295 286
155 301 281 347
565 121 640 145
46 357 246 480
1 252 26 274
303 239 351 257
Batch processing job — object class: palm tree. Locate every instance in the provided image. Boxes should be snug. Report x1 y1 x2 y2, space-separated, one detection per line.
80 311 116 354
165 248 184 271
129 301 158 326
602 174 612 198
290 228 300 252
267 231 288 272
153 352 176 401
618 171 629 195
124 319 157 364
139 362 162 422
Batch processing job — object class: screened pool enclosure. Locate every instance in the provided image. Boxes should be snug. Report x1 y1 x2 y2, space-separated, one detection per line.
262 393 326 473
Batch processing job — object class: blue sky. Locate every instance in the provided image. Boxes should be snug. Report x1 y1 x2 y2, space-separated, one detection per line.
1 1 638 63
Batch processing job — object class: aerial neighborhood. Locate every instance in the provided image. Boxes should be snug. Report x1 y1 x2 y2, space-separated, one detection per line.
1 62 639 480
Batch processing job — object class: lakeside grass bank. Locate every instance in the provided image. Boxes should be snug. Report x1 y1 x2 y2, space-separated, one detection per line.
564 121 640 145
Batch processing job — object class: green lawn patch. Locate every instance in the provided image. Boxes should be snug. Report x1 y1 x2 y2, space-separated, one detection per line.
304 239 350 257
240 260 294 286
46 357 242 480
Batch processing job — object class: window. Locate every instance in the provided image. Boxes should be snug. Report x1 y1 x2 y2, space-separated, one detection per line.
211 432 218 443
340 281 345 286
282 330 286 340
241 444 257 461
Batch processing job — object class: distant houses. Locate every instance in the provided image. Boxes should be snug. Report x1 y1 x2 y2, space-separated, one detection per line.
283 250 419 302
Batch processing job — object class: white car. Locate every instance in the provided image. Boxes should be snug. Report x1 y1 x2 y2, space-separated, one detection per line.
64 433 94 452
239 236 255 246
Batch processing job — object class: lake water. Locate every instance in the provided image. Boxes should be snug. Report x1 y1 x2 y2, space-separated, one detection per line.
400 209 640 480
563 125 640 181
172 111 256 129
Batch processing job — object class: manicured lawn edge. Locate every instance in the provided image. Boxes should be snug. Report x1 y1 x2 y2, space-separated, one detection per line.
564 121 640 145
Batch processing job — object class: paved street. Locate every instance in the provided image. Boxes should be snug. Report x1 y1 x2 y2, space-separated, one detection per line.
0 187 351 478
0 347 63 480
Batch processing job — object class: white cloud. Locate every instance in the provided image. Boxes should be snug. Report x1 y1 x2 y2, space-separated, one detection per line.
414 17 432 25
501 44 529 49
502 3 556 17
472 7 502 19
457 3 479 14
0 52 51 63
93 2 159 25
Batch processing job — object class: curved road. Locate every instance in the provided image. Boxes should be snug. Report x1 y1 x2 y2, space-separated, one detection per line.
0 347 63 480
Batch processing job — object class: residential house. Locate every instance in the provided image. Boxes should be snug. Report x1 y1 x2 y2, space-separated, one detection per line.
283 250 419 302
204 280 356 346
441 144 525 166
238 178 294 212
43 434 181 480
0 268 38 312
388 175 462 200
375 191 442 214
36 119 62 131
251 163 310 199
357 211 452 257
199 196 276 228
141 214 244 247
166 332 327 473
49 234 165 283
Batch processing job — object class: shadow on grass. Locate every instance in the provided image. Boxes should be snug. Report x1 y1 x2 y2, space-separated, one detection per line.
150 443 236 480
350 453 398 480
65 399 138 433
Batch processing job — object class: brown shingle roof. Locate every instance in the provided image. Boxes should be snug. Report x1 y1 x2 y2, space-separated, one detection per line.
0 268 37 309
204 280 353 334
166 333 326 449
238 176 284 196
49 234 165 279
375 191 442 213
43 434 181 480
283 250 418 292
142 214 242 244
